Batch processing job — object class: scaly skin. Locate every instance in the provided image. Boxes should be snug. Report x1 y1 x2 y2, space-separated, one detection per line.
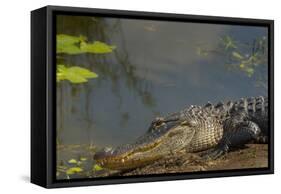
94 96 268 170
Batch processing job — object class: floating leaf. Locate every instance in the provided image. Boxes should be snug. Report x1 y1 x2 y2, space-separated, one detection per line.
57 44 83 54
57 64 98 84
93 164 103 171
57 34 86 45
80 157 87 161
80 41 116 54
68 159 78 164
57 34 116 54
57 34 86 54
66 167 83 175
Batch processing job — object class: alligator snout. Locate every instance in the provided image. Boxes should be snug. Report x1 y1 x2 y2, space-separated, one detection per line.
92 120 186 170
93 147 116 160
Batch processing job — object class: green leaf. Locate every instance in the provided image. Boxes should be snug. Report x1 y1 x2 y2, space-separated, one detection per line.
232 51 244 60
57 34 116 54
57 34 86 54
57 64 98 84
80 157 87 161
239 63 245 69
68 159 78 164
80 41 116 54
245 67 254 77
57 34 86 45
66 167 83 175
58 44 84 54
69 66 98 78
221 35 237 50
93 164 103 171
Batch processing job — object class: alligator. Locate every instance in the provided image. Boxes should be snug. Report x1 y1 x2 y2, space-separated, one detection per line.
94 96 268 171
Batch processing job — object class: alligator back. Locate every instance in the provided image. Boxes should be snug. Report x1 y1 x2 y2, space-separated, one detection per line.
184 96 268 152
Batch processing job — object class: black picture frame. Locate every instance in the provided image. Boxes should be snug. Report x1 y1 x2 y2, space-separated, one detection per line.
31 5 274 188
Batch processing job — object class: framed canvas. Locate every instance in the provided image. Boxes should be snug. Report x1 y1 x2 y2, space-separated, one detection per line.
31 5 274 188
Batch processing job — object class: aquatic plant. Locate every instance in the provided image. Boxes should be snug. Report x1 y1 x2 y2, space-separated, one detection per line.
57 64 98 83
197 35 268 90
56 34 116 83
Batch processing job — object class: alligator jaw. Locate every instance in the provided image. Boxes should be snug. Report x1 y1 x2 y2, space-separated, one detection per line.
93 120 184 170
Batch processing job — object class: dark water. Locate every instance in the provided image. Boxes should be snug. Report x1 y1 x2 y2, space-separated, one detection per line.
56 16 268 147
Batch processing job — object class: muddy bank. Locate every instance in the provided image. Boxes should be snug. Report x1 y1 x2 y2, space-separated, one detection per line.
122 144 268 176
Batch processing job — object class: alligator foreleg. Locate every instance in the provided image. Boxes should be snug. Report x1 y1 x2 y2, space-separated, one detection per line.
201 110 261 160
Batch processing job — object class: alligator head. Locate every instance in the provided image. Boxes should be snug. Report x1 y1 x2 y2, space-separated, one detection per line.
93 115 197 170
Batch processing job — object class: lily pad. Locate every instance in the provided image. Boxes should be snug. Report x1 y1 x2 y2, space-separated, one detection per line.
57 34 116 54
57 64 98 84
68 159 78 164
80 157 87 161
66 167 83 175
93 164 103 171
80 41 116 54
57 34 86 54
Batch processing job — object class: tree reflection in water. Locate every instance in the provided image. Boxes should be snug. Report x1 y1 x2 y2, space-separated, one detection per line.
56 16 156 144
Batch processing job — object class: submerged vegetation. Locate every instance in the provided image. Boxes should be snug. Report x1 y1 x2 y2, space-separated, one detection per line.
197 35 268 90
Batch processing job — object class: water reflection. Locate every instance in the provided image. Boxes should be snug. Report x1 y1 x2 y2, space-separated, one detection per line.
56 15 268 147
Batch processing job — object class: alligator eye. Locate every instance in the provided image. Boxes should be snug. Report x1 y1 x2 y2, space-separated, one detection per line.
156 121 165 127
149 117 165 129
153 117 165 125
150 123 163 132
